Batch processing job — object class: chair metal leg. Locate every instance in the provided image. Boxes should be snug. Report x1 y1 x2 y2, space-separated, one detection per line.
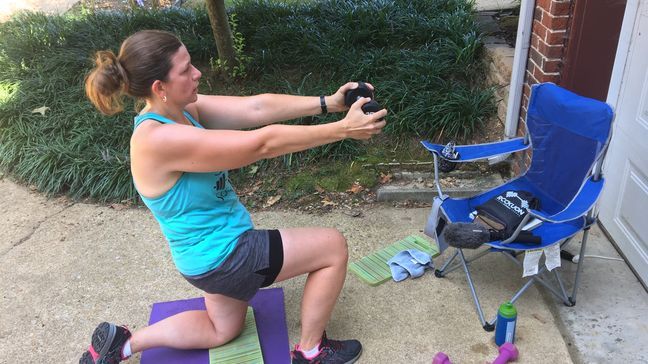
501 251 571 305
436 248 491 277
434 250 459 278
560 236 574 249
570 227 591 305
509 278 537 304
457 249 495 331
481 277 538 328
535 271 571 304
554 269 570 305
438 229 592 330
438 243 580 329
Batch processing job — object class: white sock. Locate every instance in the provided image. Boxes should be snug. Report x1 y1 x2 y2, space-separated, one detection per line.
299 343 321 359
121 339 132 358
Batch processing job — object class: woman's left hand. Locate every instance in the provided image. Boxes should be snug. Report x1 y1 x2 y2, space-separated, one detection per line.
327 81 375 113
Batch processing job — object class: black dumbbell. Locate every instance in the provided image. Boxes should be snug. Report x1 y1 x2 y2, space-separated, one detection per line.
344 81 382 114
361 100 381 114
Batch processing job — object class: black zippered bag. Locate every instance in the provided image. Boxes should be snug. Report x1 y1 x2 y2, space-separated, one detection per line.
475 190 540 239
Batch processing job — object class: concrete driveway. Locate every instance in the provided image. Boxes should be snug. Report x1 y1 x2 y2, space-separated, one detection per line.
0 179 572 363
0 0 78 22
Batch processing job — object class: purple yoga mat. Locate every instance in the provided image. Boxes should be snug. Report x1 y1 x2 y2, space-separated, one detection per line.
141 288 290 364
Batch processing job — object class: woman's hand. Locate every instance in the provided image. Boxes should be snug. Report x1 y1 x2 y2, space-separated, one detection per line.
326 82 375 113
340 97 387 140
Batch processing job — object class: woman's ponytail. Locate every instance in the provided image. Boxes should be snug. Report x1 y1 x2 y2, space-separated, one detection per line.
85 50 129 115
85 30 182 115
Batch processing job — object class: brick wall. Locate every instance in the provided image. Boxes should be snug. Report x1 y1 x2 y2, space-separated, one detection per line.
514 0 574 173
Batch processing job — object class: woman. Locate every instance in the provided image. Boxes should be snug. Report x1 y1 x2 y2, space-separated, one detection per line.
81 30 386 364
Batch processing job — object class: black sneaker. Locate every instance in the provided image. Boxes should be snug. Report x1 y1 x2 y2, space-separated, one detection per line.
79 322 132 364
291 331 362 364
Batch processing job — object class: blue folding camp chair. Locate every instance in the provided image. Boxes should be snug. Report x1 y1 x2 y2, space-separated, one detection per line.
421 83 614 331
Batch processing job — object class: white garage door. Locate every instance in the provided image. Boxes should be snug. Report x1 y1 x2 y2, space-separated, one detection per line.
600 0 648 286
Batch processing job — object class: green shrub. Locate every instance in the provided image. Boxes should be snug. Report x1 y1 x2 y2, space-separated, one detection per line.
0 1 494 202
0 9 213 202
234 0 495 137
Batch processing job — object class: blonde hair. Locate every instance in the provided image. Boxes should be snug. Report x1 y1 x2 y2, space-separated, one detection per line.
85 30 182 115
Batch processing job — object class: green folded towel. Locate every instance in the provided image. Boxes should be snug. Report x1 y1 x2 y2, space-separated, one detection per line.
349 235 439 286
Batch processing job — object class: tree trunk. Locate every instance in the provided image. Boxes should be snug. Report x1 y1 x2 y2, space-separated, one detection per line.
205 0 238 71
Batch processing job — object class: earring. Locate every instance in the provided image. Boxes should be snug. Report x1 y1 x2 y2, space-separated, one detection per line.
162 95 167 103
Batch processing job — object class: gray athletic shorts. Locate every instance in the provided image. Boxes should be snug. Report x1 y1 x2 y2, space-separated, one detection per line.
182 229 283 301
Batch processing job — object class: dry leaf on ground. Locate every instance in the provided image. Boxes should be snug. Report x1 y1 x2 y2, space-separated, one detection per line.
342 209 363 217
379 172 393 184
32 106 50 116
347 182 364 194
263 194 282 208
109 203 128 211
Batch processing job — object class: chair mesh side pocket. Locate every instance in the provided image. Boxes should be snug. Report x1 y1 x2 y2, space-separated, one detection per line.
424 196 449 253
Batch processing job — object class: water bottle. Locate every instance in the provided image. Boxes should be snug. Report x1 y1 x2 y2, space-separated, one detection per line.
495 302 517 346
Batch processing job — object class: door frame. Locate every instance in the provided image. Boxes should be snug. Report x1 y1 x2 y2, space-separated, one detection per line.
601 0 647 290
607 0 641 108
560 0 627 101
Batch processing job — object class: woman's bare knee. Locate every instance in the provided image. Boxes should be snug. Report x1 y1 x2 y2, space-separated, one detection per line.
203 294 247 347
328 229 349 266
202 312 245 347
212 321 245 347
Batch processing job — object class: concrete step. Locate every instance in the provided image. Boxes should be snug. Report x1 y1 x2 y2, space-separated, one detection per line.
377 171 505 202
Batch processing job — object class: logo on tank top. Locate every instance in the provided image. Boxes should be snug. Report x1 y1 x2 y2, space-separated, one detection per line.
213 173 229 200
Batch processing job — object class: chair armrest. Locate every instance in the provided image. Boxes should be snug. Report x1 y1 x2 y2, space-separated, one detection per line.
422 138 530 198
420 138 530 162
530 177 605 223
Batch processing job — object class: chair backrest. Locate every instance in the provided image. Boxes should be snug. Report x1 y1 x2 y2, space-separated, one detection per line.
521 83 613 215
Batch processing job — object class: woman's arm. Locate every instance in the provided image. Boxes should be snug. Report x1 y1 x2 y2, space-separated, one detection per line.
133 97 387 174
190 82 369 130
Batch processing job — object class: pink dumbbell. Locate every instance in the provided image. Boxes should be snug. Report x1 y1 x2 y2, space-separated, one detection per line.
492 342 518 364
432 352 452 364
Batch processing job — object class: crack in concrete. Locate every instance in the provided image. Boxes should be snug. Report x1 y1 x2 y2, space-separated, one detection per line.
0 202 76 258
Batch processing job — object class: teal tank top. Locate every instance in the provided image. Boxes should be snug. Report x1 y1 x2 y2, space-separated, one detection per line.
133 111 254 276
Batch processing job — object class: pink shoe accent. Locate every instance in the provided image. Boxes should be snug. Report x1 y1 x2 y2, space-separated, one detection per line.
295 342 323 360
302 349 322 360
88 345 100 362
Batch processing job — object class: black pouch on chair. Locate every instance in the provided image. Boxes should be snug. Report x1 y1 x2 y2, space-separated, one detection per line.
475 190 540 239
